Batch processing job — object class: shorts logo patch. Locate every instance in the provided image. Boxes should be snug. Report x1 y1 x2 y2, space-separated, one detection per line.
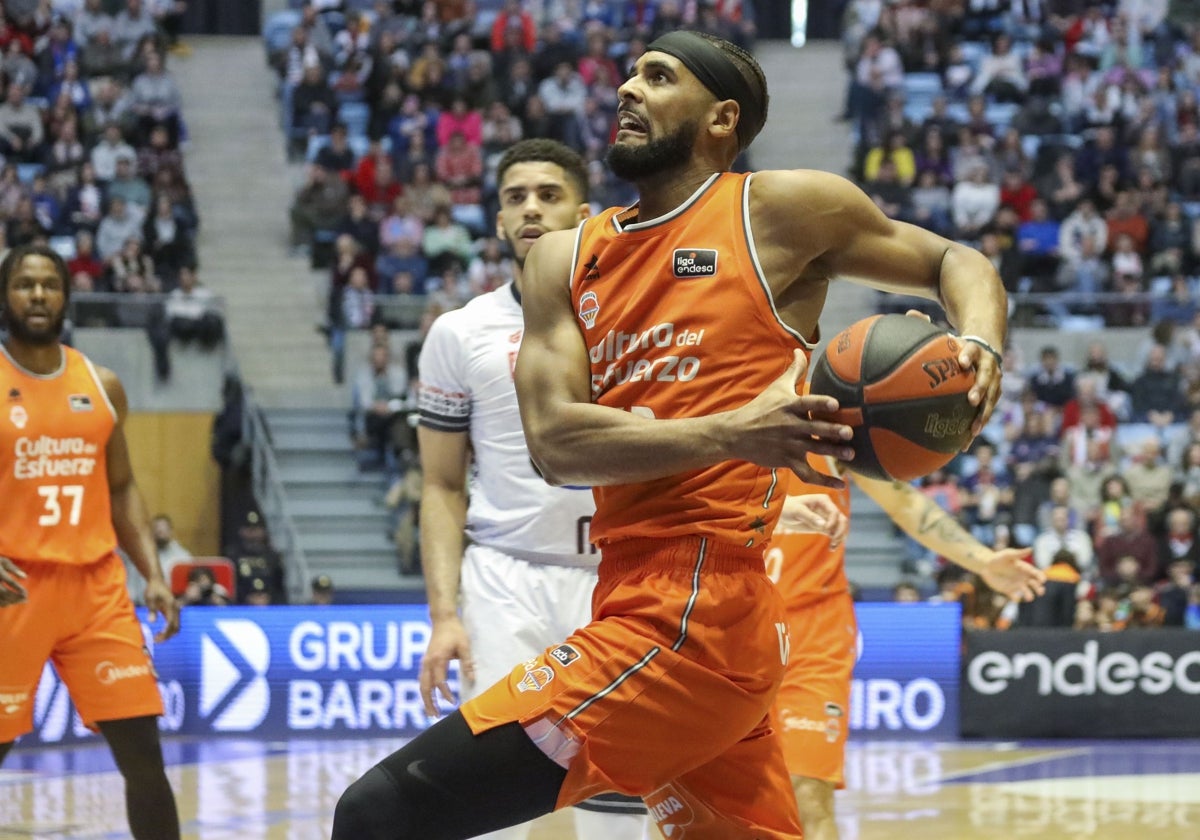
549 644 580 667
517 665 555 693
0 686 29 716
646 784 694 837
824 701 844 718
94 661 152 686
672 248 717 278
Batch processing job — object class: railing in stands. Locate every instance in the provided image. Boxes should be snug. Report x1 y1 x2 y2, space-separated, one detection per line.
68 291 227 329
242 389 310 605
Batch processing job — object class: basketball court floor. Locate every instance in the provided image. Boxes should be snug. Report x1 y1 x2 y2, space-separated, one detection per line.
2 737 1198 838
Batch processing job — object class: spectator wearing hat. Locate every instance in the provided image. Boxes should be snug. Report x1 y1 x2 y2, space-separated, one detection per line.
311 575 335 606
108 152 152 212
244 576 273 607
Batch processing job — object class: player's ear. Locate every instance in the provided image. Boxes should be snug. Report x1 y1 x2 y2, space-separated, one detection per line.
495 211 508 243
576 202 591 222
708 99 739 143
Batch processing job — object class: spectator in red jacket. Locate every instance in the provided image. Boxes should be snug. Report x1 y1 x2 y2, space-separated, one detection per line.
490 0 535 53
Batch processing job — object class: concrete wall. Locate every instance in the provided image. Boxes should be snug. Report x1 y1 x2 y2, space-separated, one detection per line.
73 328 228 413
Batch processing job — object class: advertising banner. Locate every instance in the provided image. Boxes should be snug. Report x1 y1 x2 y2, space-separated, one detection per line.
850 603 961 739
18 603 962 746
962 629 1200 738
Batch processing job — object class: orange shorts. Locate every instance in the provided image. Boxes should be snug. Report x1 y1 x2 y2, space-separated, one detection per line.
772 591 858 788
462 537 802 840
0 553 163 742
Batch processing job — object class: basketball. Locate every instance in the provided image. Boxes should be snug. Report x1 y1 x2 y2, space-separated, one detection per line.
808 314 977 482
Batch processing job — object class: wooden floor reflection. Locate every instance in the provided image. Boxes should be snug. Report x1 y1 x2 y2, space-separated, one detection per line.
2 738 1198 838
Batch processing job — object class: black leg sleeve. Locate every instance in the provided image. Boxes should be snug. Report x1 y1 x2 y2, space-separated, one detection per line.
333 710 567 840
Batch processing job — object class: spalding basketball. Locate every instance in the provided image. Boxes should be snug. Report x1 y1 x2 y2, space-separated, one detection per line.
809 314 977 481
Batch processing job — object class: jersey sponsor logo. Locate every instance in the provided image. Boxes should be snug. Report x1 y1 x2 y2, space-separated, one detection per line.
9 404 27 429
6 387 19 402
549 644 580 667
94 661 152 686
0 686 30 716
68 394 93 412
201 619 271 732
12 435 100 480
824 701 844 718
645 784 694 837
672 248 717 278
508 329 523 344
578 291 600 329
517 665 555 693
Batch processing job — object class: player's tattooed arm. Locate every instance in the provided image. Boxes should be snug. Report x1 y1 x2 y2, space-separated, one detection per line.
852 475 1044 601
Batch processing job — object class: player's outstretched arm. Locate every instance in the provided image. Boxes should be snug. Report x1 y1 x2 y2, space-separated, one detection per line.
515 231 854 488
416 424 473 716
751 170 1006 435
99 367 180 641
852 473 1046 602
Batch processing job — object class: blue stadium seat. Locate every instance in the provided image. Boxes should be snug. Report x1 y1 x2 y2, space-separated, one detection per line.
16 163 44 184
903 73 943 100
338 101 370 138
263 10 300 58
1020 134 1041 159
985 103 1019 131
48 235 76 260
959 42 989 71
1182 201 1200 220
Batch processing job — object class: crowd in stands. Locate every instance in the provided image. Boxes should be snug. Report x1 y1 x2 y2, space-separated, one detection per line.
0 0 223 380
843 0 1200 329
836 1 1200 628
274 0 757 382
899 334 1200 630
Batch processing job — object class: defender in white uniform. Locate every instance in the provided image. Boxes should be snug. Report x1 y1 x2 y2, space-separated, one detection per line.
417 140 646 840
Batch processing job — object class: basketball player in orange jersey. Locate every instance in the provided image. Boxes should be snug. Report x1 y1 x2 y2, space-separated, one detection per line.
0 244 181 840
771 457 1046 840
333 31 1007 839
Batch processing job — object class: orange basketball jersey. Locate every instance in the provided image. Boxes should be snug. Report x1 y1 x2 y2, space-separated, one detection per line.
767 455 851 607
571 172 814 548
0 345 118 564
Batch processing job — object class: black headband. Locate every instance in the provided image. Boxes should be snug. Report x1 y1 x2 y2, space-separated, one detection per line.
645 31 764 151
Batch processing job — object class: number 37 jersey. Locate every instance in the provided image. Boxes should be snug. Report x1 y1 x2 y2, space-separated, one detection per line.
0 344 118 565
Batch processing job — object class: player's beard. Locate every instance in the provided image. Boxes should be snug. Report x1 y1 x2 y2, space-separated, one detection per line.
606 119 697 182
1 305 65 345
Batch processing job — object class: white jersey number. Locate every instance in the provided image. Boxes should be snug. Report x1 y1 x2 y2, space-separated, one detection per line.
38 485 85 526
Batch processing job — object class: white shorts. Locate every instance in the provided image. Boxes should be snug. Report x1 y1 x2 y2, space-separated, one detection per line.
459 543 599 700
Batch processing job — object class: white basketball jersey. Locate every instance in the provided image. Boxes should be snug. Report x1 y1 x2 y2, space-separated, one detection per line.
418 284 598 564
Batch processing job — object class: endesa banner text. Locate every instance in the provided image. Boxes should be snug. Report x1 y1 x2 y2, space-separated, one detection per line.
18 603 961 746
962 629 1200 738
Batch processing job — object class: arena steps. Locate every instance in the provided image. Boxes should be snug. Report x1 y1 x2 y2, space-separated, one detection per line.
264 407 422 599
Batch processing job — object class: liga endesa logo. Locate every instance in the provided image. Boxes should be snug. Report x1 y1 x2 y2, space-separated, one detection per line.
967 640 1200 697
200 619 271 731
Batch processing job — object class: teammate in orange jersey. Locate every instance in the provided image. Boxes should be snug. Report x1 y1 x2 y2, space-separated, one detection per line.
0 244 181 840
333 31 1007 840
771 457 1046 840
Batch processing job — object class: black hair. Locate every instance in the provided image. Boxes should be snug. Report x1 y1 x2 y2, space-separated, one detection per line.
689 31 769 151
496 139 589 203
0 243 71 312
